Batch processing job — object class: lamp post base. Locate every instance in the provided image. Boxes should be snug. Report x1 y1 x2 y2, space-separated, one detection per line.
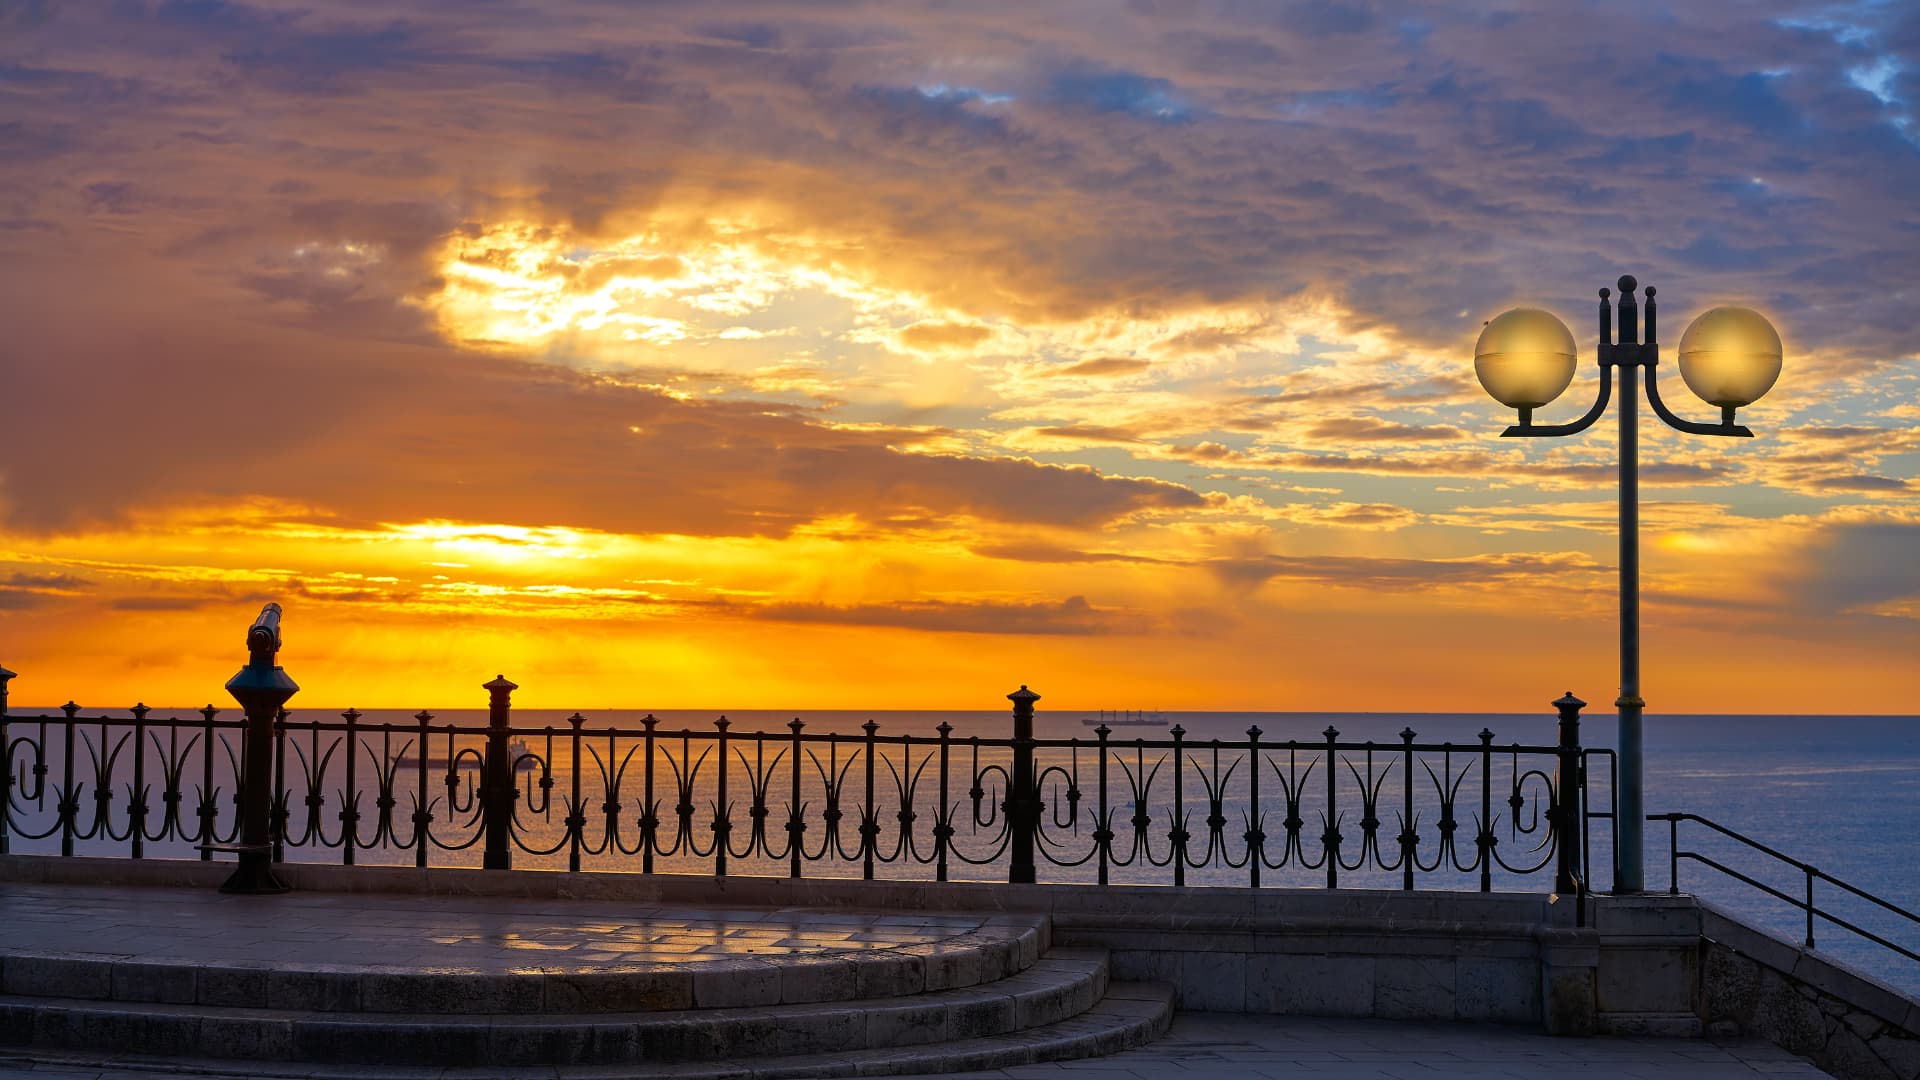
219 858 291 895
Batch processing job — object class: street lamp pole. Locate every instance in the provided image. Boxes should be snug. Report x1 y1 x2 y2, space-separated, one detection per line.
1474 274 1781 893
1617 285 1644 894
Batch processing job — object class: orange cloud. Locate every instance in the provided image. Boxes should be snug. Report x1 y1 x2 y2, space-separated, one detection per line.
1049 357 1152 377
898 321 993 351
0 1 1914 718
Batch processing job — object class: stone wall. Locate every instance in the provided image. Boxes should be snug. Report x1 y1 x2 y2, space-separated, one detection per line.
1699 905 1920 1080
1046 887 1580 1026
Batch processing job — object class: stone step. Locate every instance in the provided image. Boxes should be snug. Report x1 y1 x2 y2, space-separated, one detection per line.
0 917 1046 1015
731 984 1174 1080
0 948 1111 1067
1598 1011 1705 1037
0 983 1177 1079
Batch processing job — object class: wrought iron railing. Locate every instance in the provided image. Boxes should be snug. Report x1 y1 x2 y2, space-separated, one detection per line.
1655 811 1920 963
0 606 1607 900
0 699 249 859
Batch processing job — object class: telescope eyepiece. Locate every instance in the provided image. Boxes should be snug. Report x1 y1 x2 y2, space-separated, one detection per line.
246 602 284 664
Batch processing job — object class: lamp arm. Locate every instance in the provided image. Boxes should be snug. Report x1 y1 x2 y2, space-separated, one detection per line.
1643 363 1753 438
1501 365 1612 438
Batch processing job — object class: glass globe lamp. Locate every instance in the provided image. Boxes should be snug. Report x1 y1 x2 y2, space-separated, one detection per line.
1474 308 1578 411
1677 307 1781 409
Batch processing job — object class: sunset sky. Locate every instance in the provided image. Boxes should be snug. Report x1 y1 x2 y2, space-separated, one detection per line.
0 1 1916 713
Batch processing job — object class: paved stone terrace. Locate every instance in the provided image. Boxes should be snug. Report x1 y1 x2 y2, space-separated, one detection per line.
0 884 988 970
0 881 1839 1078
0 1014 1834 1078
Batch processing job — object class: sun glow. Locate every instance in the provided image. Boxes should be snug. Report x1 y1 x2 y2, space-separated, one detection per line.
0 491 1912 712
415 215 1448 434
422 221 927 354
381 522 604 566
1656 531 1728 554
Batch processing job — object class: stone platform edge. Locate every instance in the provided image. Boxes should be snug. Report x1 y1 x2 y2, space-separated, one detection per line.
0 923 1049 1016
0 854 1555 921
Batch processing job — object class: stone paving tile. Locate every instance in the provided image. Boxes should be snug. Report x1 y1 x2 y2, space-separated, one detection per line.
936 1015 1835 1079
0 883 990 974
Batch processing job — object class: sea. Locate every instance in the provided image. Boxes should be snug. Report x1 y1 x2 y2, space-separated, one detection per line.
6 705 1918 995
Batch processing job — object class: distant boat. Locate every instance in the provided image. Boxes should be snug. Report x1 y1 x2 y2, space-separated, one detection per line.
1083 709 1168 728
395 737 540 771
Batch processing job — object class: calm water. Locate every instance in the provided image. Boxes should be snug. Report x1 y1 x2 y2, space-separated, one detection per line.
8 705 1917 994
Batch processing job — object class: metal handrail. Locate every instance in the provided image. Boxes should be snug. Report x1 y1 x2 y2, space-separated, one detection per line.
1653 811 1920 964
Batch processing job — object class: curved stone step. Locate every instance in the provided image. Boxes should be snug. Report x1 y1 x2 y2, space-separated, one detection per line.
0 917 1045 1014
0 982 1177 1079
733 983 1174 1080
0 948 1110 1067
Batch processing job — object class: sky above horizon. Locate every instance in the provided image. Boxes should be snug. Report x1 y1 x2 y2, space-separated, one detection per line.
1 0 1917 714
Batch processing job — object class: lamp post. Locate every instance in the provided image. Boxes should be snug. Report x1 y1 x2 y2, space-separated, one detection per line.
1474 274 1781 893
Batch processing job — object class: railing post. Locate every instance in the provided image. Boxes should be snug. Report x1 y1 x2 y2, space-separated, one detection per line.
1171 724 1188 888
340 708 361 865
1478 726 1494 893
641 713 658 874
130 702 149 858
413 709 434 868
1805 868 1816 949
860 719 878 881
787 717 804 879
1007 685 1040 885
1399 726 1418 891
222 603 297 894
59 701 77 857
1552 691 1586 898
1245 725 1261 889
482 674 518 871
271 707 289 863
715 716 732 878
0 664 12 855
197 705 219 860
1323 725 1342 889
1094 722 1111 886
567 712 586 874
935 720 952 882
1668 815 1679 895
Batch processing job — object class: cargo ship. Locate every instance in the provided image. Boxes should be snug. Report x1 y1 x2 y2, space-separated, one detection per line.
395 737 541 771
1082 709 1168 727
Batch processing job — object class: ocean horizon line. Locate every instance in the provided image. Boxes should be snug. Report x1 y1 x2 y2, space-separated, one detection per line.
8 704 1917 721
